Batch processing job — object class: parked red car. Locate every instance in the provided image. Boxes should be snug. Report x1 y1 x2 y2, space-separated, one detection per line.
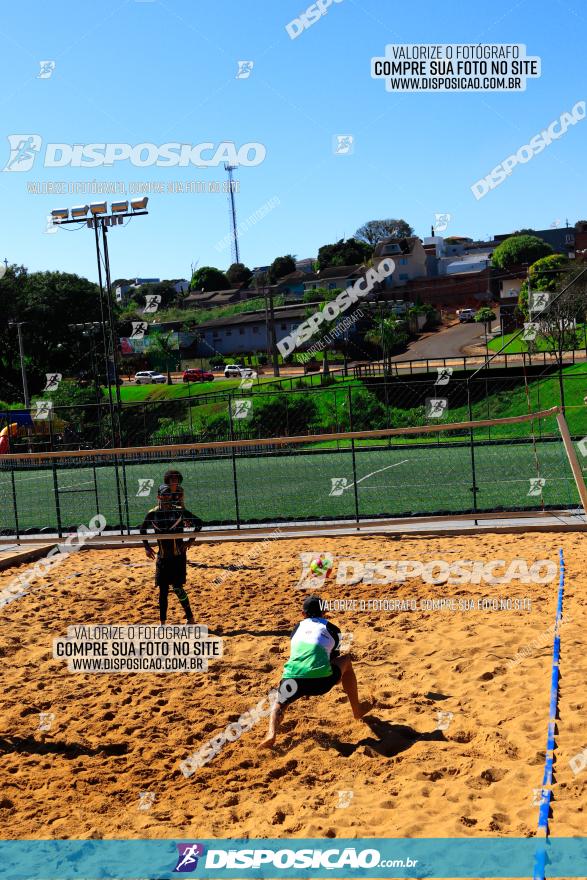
182 368 214 382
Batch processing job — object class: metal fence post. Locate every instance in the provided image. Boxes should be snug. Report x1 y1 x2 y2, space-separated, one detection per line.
120 457 131 535
227 395 241 529
112 456 126 536
348 386 360 524
4 419 20 539
187 399 194 440
466 383 479 522
51 460 63 538
92 464 100 519
10 468 20 540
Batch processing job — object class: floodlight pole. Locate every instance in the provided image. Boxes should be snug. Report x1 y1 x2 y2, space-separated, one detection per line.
99 219 123 416
8 322 30 408
92 220 118 446
55 207 148 447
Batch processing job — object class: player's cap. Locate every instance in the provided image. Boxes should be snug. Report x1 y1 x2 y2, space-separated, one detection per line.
303 595 323 617
157 484 173 496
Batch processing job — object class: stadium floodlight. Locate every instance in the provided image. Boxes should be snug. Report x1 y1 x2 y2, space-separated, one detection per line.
48 197 149 453
89 201 108 215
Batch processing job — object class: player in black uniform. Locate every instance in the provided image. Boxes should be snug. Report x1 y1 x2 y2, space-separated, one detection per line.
140 484 203 624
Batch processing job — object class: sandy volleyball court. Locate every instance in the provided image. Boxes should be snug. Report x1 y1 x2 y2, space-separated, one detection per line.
0 531 584 841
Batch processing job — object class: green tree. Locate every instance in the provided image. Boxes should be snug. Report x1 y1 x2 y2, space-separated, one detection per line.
249 393 318 437
189 266 231 292
301 299 344 375
474 307 497 349
518 254 569 319
268 255 296 283
491 235 553 271
302 287 340 303
354 219 413 246
537 274 587 408
317 238 373 270
0 267 101 402
150 331 177 384
364 315 408 369
132 280 180 310
226 263 253 286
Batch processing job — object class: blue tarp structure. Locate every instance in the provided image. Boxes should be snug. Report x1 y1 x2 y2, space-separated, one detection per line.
0 410 34 428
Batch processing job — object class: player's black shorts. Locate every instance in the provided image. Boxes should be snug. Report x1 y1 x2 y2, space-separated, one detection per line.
156 555 187 587
278 665 342 707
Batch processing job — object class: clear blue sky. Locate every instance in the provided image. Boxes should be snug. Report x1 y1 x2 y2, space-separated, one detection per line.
0 0 585 283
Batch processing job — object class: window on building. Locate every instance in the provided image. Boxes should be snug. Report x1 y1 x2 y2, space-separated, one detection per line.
225 330 232 336
239 328 245 335
400 257 408 265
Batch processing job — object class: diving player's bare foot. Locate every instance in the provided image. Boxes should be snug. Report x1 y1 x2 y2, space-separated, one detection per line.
261 733 276 748
353 700 373 720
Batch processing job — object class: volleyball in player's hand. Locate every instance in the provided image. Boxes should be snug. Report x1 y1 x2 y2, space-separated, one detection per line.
310 556 333 578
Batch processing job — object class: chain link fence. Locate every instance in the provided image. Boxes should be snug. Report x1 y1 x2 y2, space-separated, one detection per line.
1 364 586 450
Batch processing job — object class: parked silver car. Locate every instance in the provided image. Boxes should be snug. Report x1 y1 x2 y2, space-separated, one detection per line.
133 370 166 384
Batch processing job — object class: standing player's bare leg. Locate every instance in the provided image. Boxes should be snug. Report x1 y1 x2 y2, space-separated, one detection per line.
262 702 285 748
335 655 372 719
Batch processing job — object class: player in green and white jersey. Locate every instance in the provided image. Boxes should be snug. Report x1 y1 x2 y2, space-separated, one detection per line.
262 595 371 747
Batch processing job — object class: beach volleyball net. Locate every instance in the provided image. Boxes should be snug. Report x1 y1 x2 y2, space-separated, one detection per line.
0 406 585 538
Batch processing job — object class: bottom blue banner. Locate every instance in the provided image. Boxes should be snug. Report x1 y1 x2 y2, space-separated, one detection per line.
1 838 587 878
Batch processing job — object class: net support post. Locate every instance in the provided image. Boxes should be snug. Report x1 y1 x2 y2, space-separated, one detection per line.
556 410 587 514
227 395 241 530
51 460 63 539
347 386 360 525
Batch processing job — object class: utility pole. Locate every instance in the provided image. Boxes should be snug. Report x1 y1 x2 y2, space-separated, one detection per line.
8 322 30 408
263 284 280 377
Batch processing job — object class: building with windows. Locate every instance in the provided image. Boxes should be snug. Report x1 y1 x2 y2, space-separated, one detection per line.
372 236 428 286
197 306 308 356
299 265 366 292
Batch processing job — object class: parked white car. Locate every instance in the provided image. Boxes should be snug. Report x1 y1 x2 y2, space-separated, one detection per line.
458 308 477 323
224 364 256 378
133 370 166 384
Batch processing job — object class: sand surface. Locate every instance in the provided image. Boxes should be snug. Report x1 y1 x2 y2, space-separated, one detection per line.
0 531 585 842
